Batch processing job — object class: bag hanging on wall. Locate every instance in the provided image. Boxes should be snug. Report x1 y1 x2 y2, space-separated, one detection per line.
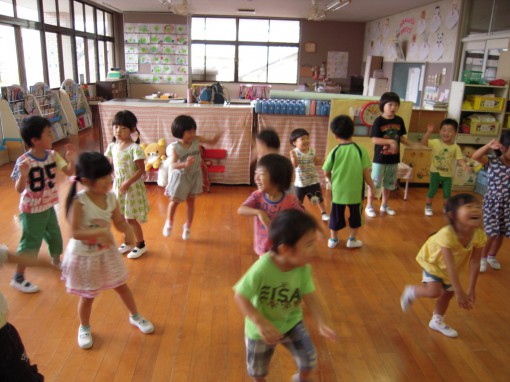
198 82 227 104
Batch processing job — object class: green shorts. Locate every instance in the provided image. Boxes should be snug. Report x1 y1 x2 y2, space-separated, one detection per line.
427 172 453 199
371 163 398 191
17 208 63 258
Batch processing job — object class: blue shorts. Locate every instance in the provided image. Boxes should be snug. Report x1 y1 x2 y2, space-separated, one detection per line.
422 270 453 291
245 321 317 378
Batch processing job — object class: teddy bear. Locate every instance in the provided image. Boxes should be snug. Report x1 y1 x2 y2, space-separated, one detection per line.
462 145 483 173
140 138 167 171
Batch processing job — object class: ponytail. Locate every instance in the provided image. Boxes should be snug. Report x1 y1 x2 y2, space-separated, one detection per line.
66 178 79 218
134 127 141 144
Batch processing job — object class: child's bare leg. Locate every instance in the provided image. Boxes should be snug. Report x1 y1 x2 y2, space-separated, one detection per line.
486 235 504 258
366 186 374 209
329 229 338 241
413 282 442 299
482 235 498 259
348 227 358 240
114 283 138 315
78 297 94 326
433 289 454 316
318 200 327 214
185 196 195 228
127 219 144 244
381 188 391 207
166 200 180 225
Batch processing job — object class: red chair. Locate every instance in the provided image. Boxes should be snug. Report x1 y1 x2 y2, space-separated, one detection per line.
201 147 227 192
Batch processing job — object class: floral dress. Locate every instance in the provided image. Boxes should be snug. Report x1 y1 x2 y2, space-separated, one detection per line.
105 142 150 222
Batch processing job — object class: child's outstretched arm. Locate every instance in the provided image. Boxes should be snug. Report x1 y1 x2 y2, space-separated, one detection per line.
420 123 435 146
457 158 472 174
234 292 283 344
0 245 53 269
467 247 482 305
238 205 271 229
198 131 223 145
14 160 29 193
112 201 135 245
289 149 299 168
119 159 145 195
441 247 472 310
363 168 376 196
471 139 501 165
302 291 337 341
61 144 78 176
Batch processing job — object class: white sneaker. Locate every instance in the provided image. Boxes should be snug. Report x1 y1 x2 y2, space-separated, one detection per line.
321 213 330 221
129 316 155 334
480 258 487 273
346 238 363 248
127 246 147 259
327 238 338 248
365 207 376 218
78 326 93 349
10 279 39 293
118 243 134 254
380 205 396 215
424 206 433 216
487 256 501 270
429 318 458 338
162 222 172 237
400 285 415 312
182 225 191 240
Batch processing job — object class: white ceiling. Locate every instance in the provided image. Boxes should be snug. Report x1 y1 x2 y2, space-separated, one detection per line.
97 0 442 22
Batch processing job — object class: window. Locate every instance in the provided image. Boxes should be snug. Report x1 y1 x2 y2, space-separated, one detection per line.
85 4 95 33
46 32 61 88
74 1 84 32
191 17 300 84
105 12 113 37
87 39 96 83
22 28 44 87
43 0 58 26
76 36 86 83
58 0 71 28
0 25 19 86
97 9 105 35
16 0 39 21
106 41 114 70
98 40 106 80
62 35 74 80
0 0 14 17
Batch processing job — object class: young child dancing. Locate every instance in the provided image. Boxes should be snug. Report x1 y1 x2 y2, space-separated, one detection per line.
400 193 486 338
163 115 221 239
10 116 76 293
289 128 329 221
255 128 280 159
421 118 470 216
105 110 149 259
471 131 510 272
366 92 409 217
234 209 337 382
61 152 154 349
238 154 302 256
323 115 375 249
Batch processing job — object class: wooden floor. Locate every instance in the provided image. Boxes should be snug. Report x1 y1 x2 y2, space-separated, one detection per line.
1 127 509 382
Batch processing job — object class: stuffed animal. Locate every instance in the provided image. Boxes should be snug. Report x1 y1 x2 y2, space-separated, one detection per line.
462 145 483 172
140 139 167 171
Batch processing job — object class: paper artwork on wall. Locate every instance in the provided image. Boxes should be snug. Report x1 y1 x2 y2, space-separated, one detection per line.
431 32 445 61
446 0 460 29
419 38 430 60
429 5 442 33
327 51 348 79
417 10 427 35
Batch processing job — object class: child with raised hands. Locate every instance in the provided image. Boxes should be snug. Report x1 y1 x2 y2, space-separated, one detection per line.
400 194 486 338
62 152 154 349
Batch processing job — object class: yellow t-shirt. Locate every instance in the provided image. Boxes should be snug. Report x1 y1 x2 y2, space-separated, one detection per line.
428 139 464 177
416 225 486 284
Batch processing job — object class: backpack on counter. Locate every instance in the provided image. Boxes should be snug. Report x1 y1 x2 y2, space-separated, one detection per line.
199 82 227 104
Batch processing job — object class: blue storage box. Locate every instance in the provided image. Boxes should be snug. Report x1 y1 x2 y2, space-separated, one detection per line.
474 169 488 196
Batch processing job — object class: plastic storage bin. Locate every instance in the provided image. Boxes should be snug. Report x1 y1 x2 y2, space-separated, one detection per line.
466 95 505 112
462 117 500 136
461 70 484 84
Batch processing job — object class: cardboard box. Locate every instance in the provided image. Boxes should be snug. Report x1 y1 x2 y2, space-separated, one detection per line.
462 117 500 136
5 140 25 162
467 95 505 112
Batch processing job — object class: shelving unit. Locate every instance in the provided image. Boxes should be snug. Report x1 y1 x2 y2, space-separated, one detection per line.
448 81 509 190
29 82 70 143
0 84 39 161
96 79 129 100
59 79 93 134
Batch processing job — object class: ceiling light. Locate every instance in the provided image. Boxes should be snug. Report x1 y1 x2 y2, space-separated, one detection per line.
324 0 341 11
331 0 351 11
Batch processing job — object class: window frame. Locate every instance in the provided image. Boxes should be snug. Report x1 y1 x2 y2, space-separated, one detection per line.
191 16 301 84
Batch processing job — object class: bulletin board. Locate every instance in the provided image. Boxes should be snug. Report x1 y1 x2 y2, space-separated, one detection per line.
391 62 426 107
327 51 348 79
124 23 189 84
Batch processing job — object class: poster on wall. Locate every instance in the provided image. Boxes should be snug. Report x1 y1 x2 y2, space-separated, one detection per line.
124 23 189 84
327 51 348 79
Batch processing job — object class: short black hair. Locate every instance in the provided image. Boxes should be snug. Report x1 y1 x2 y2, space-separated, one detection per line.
20 116 51 147
256 129 280 149
500 129 510 149
112 110 137 130
329 115 354 140
270 209 317 254
445 193 480 227
172 115 197 139
379 92 400 112
289 128 309 146
439 118 458 131
257 153 293 192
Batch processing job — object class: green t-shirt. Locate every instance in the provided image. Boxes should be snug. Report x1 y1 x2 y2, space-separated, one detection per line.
233 253 315 340
322 143 371 204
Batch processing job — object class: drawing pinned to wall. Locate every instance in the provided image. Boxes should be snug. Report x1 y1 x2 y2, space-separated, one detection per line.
327 51 349 79
446 0 460 29
419 36 430 61
408 34 419 60
417 10 427 35
430 6 442 33
431 32 445 61
383 18 391 38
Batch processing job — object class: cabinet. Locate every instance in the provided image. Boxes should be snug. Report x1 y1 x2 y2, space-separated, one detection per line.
96 79 128 100
448 81 508 189
402 147 431 184
59 79 93 134
459 38 509 82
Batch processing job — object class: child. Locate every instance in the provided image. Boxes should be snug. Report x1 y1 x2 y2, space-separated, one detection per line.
163 115 221 239
289 128 329 221
61 152 154 349
421 119 470 216
400 193 486 338
233 209 337 382
365 92 409 217
105 110 149 259
10 116 76 293
471 131 510 272
0 244 52 381
323 115 375 249
238 154 302 256
255 128 280 159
